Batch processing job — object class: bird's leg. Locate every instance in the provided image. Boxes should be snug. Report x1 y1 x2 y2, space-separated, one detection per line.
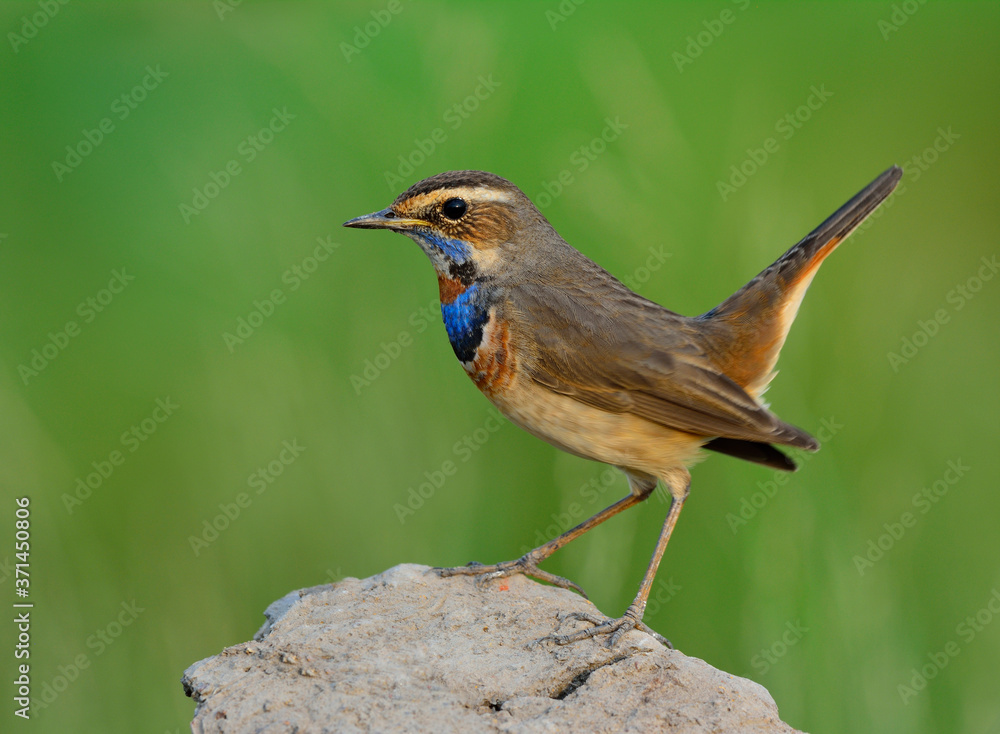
538 467 691 648
436 473 658 598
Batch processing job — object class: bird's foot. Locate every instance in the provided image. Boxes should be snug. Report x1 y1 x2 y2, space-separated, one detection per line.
533 610 672 649
434 557 588 598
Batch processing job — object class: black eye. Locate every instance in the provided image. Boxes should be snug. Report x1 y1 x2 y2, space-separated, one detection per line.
441 198 467 220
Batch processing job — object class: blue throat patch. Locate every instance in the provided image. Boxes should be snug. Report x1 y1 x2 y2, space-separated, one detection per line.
441 283 490 363
418 230 472 263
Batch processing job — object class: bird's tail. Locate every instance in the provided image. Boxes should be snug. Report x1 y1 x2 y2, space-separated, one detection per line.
700 166 902 397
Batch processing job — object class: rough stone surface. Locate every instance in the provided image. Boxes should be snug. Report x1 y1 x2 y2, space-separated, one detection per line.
183 564 804 733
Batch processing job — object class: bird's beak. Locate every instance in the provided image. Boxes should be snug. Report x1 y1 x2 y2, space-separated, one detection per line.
342 207 424 231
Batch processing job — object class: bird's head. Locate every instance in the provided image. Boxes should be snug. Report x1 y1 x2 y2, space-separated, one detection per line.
343 170 551 283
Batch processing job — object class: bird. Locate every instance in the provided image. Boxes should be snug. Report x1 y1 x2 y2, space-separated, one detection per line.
343 165 902 647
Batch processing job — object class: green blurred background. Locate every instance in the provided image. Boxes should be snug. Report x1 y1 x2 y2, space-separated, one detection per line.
1 2 997 732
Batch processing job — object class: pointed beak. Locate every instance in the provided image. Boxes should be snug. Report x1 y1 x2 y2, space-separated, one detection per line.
342 207 425 231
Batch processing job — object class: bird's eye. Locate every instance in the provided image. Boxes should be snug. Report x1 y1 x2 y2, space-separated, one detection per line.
441 198 467 220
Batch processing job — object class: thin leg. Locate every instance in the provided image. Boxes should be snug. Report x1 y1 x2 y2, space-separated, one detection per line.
437 472 658 598
539 467 691 648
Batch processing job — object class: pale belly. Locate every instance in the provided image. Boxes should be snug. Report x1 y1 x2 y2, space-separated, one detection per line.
459 311 707 480
488 375 706 480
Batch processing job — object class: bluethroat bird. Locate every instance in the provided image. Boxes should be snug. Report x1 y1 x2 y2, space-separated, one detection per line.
344 165 902 647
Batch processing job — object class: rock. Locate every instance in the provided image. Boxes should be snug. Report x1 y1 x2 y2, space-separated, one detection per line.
182 564 803 733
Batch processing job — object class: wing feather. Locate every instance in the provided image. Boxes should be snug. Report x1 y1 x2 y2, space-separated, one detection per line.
509 276 817 451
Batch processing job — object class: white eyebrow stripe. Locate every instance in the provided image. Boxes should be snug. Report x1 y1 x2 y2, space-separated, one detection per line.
448 187 515 204
403 187 515 211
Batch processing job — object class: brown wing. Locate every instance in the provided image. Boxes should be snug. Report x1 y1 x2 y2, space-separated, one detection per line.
508 273 818 451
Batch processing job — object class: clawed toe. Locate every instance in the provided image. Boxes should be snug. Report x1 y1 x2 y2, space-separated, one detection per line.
636 621 673 648
543 614 633 647
535 610 671 649
437 563 669 649
523 567 589 598
434 561 485 577
433 558 589 598
555 610 604 625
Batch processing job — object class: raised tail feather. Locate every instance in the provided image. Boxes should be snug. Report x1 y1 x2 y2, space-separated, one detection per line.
701 166 902 397
699 166 902 470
